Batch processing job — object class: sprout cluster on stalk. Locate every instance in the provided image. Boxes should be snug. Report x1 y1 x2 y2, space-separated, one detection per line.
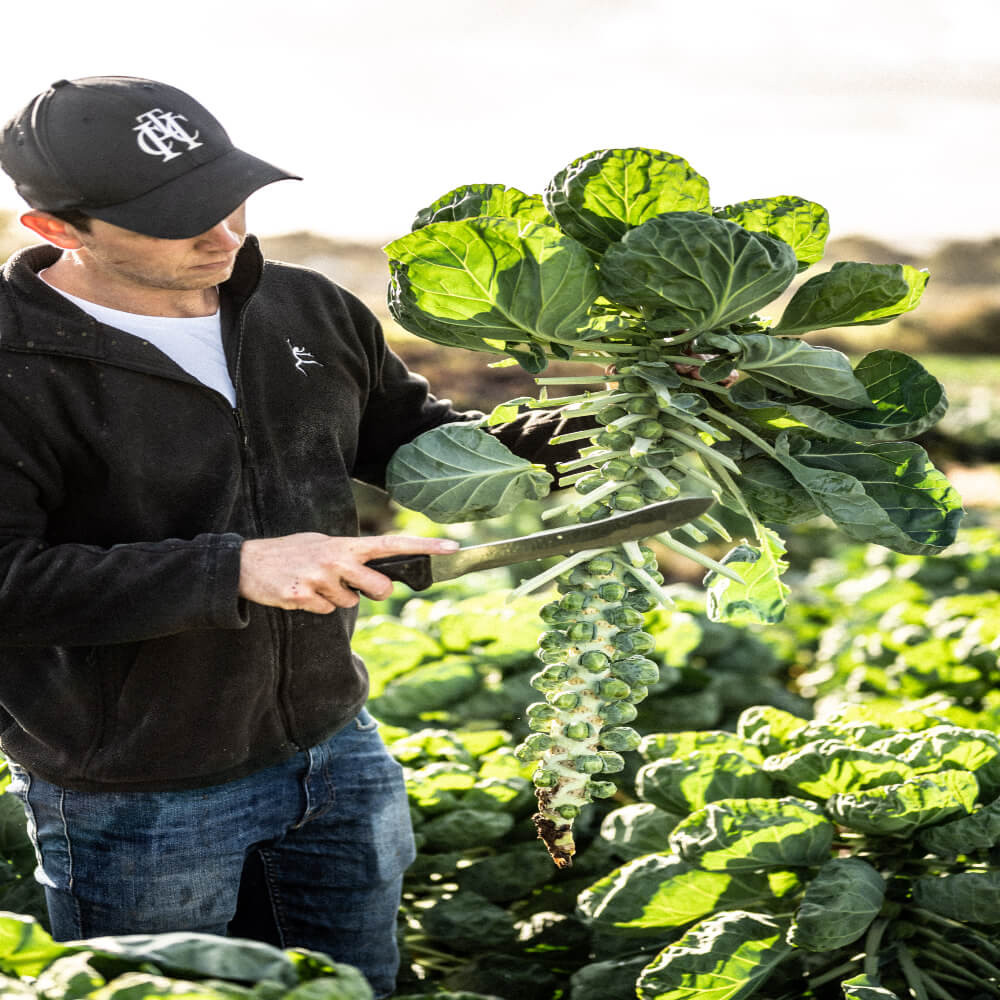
383 147 963 865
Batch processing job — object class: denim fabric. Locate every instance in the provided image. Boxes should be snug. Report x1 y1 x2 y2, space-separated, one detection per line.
7 709 415 999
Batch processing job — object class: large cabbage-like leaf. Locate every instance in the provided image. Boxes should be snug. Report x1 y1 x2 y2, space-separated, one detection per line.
787 857 885 951
600 803 685 860
599 213 798 330
412 183 554 229
715 196 829 272
579 853 795 935
386 423 552 522
544 147 711 256
669 797 834 871
918 797 1000 857
773 262 928 335
890 725 1000 797
636 911 793 1000
731 456 821 525
762 740 918 799
637 753 773 815
385 217 601 360
774 432 963 556
704 334 872 409
912 870 1000 924
826 770 978 837
640 731 765 765
731 350 949 443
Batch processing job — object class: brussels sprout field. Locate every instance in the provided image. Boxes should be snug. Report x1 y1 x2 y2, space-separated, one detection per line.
383 147 963 865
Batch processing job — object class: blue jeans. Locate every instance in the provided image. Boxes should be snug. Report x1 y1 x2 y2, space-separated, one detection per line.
7 709 415 999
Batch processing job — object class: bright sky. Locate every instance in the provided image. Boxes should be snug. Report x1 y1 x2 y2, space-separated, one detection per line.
1 0 997 251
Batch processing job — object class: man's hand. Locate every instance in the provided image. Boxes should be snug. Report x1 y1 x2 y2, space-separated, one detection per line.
238 533 460 613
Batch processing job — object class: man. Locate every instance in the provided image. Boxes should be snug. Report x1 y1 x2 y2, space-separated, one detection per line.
0 76 565 997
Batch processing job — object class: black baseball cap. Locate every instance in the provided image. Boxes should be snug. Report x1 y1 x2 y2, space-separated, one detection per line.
0 76 301 239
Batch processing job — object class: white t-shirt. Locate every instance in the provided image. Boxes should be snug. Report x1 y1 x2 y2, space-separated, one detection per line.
41 275 237 406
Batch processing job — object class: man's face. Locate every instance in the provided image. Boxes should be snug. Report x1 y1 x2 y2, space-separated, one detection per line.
70 204 247 292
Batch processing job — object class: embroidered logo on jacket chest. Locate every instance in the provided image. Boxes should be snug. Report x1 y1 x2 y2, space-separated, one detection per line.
286 339 324 375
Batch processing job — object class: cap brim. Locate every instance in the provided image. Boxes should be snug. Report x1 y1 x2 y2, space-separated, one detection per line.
85 148 301 239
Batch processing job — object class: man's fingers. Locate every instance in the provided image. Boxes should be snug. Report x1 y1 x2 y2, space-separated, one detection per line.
358 534 459 558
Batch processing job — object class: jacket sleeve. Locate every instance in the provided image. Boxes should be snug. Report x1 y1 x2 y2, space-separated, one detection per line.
0 395 249 648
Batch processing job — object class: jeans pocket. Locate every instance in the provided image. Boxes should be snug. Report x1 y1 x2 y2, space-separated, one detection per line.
353 708 379 732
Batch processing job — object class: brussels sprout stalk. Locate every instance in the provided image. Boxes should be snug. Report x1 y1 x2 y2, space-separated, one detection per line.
384 146 960 865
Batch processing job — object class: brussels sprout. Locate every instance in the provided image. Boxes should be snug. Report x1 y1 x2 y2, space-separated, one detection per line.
598 701 639 725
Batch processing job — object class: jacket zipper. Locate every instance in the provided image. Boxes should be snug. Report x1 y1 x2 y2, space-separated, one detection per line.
230 319 299 752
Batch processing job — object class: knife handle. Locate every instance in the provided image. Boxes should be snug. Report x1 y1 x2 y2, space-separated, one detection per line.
365 553 434 591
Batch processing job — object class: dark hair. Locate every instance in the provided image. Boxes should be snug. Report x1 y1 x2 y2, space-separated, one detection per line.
46 208 92 232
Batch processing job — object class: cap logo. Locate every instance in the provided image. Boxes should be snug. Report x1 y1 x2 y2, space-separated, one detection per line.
133 108 203 162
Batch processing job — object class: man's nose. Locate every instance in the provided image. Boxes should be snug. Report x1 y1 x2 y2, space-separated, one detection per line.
199 217 243 250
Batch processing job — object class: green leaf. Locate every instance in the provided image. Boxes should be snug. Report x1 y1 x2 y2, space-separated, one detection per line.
841 973 903 999
738 351 949 443
599 213 798 330
669 797 835 871
385 217 601 357
705 529 790 626
351 619 442 697
579 853 792 935
714 334 872 410
762 740 918 799
715 196 829 272
0 913 74 977
825 770 978 837
912 869 1000 924
85 933 303 989
774 432 963 556
412 184 554 229
544 147 711 256
892 725 1000 798
732 456 821 525
636 910 793 1000
918 796 1000 857
640 731 765 766
637 753 773 815
773 262 928 336
600 803 685 860
386 423 552 523
368 657 482 723
787 858 885 951
418 808 515 851
737 707 811 756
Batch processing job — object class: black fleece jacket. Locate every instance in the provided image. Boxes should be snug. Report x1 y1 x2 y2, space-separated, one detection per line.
0 237 571 791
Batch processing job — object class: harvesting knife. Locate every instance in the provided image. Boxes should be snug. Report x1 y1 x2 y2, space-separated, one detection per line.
365 495 714 591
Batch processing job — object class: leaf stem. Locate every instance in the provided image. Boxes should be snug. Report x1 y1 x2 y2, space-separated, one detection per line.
662 427 741 475
921 942 1000 993
535 375 616 386
921 972 961 1000
897 943 931 1000
703 403 779 460
506 547 613 601
803 958 863 989
863 917 890 978
655 532 746 584
557 449 619 474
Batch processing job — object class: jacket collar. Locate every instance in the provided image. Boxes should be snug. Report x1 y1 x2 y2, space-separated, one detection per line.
0 236 264 370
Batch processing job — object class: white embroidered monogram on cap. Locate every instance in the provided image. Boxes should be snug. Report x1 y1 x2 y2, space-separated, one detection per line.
133 109 204 162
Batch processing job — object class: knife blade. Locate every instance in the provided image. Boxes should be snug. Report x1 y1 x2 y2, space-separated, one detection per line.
365 495 714 591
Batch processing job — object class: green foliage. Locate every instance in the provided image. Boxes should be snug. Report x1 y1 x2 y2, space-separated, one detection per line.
577 703 1000 999
386 423 552 523
0 912 373 998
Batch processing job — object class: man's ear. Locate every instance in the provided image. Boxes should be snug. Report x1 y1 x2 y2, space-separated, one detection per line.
19 211 85 250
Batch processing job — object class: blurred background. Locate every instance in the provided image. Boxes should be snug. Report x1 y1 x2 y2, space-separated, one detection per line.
1 0 998 482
